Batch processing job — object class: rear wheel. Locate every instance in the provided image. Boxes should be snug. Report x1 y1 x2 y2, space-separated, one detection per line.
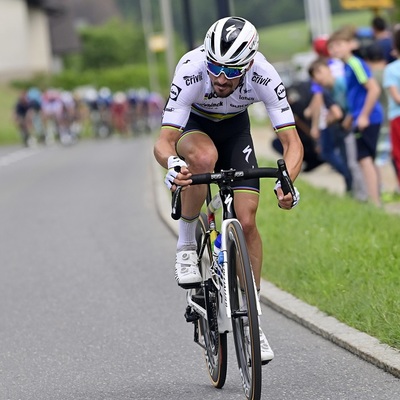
195 213 227 389
226 220 262 400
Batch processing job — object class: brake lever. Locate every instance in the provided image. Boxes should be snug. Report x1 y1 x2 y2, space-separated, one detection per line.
171 185 182 220
277 159 296 198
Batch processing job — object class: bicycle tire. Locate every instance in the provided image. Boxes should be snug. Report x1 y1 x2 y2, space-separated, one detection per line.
195 212 228 389
226 220 262 400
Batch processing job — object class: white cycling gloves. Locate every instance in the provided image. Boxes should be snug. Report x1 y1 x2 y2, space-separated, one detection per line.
274 180 300 208
164 155 188 190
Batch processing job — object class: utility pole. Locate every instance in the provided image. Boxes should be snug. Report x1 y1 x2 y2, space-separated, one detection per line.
182 0 195 50
140 0 160 93
160 0 176 82
216 0 232 18
304 0 332 39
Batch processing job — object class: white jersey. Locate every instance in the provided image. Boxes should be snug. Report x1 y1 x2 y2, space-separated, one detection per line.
162 45 295 133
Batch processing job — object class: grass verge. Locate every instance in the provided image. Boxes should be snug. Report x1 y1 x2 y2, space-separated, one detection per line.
258 10 372 62
257 171 400 350
0 84 20 145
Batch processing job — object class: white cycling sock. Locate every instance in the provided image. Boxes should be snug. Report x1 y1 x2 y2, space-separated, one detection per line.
177 215 198 250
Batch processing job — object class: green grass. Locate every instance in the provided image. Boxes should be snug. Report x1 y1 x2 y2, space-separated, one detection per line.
259 10 372 62
257 172 400 349
0 85 20 145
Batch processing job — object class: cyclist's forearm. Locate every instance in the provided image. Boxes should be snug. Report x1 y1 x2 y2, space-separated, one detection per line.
278 128 304 181
154 129 180 169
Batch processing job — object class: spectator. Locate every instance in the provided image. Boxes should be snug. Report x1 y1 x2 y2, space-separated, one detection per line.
328 27 384 206
272 80 324 172
383 28 400 194
305 35 361 196
371 16 396 64
308 58 354 195
364 42 392 174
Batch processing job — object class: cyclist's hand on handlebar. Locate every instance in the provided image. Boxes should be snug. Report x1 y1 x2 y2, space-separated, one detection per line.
164 156 192 191
274 181 300 210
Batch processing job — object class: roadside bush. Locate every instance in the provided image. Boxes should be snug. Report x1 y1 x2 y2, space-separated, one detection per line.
78 18 145 70
11 63 171 96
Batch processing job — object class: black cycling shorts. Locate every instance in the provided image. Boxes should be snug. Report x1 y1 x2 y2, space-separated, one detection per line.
178 110 260 192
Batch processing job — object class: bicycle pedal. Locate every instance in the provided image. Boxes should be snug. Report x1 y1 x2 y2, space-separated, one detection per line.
184 306 200 323
178 282 202 290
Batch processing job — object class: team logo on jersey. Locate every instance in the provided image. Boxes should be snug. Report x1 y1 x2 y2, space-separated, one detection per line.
199 101 223 108
238 83 252 94
204 91 218 100
230 103 246 109
274 83 286 100
251 72 271 86
239 94 255 101
169 84 182 101
183 72 203 86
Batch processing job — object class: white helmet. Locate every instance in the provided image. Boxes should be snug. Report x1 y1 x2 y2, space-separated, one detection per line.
204 16 259 67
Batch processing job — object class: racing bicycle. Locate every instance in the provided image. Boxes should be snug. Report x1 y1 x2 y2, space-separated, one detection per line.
171 159 296 400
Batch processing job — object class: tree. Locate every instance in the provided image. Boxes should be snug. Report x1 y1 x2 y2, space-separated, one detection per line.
395 0 400 20
78 18 145 70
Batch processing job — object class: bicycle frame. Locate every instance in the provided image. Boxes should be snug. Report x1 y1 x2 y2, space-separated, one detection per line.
186 176 262 335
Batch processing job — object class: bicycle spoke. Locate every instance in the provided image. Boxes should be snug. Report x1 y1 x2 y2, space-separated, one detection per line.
227 220 262 400
195 213 227 389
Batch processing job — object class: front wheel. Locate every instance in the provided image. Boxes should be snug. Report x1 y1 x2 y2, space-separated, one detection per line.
226 220 262 400
195 213 227 389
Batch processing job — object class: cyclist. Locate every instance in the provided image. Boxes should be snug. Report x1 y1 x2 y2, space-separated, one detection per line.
154 16 303 363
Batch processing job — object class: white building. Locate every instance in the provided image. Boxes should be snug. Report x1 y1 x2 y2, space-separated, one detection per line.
0 0 66 81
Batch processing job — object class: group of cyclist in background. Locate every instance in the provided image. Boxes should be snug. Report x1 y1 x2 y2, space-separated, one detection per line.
14 86 164 147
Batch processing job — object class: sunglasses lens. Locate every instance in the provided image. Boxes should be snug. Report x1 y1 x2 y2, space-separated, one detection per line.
206 62 245 79
206 62 223 77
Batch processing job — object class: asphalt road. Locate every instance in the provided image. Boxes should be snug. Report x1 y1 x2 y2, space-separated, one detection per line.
0 137 398 399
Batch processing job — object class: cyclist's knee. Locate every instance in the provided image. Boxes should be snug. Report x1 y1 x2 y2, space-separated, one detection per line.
185 147 217 173
237 211 257 236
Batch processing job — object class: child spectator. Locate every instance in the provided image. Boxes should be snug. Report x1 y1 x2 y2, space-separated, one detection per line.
328 27 384 206
307 57 354 195
383 29 400 194
364 42 394 184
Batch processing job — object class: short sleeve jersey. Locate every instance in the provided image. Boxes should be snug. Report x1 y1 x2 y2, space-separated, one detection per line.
345 55 383 125
162 46 295 133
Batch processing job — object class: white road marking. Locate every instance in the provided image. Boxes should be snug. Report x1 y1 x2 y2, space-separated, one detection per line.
0 148 41 168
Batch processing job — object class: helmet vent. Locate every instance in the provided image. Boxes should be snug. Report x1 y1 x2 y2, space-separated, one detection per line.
210 32 216 55
231 43 247 61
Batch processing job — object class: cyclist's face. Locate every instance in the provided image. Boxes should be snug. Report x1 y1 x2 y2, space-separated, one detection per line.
209 72 241 98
